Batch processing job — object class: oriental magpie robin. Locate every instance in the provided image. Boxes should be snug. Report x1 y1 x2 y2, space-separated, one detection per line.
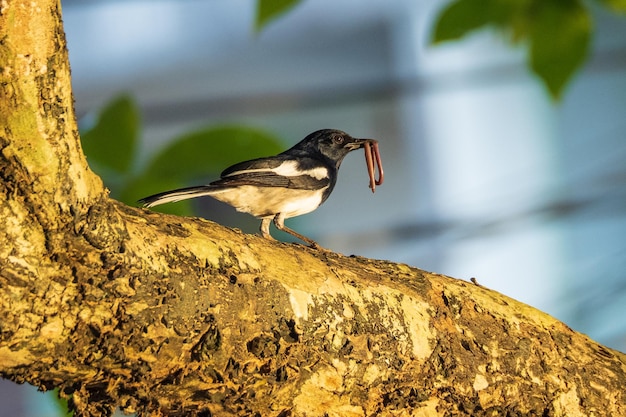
139 129 375 247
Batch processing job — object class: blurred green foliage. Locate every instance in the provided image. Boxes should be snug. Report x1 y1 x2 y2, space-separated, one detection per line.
255 0 300 32
80 94 284 216
431 0 626 99
81 95 138 175
431 0 597 99
254 0 626 100
54 389 73 417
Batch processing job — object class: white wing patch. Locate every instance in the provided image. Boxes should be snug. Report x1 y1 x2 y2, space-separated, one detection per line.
226 160 329 180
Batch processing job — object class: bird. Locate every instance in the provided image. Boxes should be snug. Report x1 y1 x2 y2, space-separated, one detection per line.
139 129 378 247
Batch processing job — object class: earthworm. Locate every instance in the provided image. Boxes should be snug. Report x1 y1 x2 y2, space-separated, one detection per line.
364 140 384 193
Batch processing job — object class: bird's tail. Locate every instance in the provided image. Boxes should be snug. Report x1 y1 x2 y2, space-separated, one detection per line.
139 185 222 208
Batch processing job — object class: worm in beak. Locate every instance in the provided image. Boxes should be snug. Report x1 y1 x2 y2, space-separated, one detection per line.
363 140 384 193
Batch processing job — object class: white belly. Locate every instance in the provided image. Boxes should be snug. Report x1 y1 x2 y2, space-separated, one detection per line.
210 186 327 219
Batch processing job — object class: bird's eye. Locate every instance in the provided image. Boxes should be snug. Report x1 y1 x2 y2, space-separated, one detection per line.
332 135 344 145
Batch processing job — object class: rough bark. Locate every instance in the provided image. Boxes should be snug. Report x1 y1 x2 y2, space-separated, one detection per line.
1 1 625 416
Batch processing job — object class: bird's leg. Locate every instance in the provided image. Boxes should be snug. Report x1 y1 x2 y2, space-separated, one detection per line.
273 213 319 248
259 217 275 240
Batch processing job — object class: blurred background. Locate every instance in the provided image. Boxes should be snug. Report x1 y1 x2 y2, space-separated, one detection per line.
3 0 626 415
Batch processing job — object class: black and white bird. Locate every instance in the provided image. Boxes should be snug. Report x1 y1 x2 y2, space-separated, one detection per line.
139 129 377 247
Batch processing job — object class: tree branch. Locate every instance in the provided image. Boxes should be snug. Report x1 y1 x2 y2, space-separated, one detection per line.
1 1 625 416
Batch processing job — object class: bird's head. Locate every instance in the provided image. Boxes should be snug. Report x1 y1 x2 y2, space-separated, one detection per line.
291 129 373 168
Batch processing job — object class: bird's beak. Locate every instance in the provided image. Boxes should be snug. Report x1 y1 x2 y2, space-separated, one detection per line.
344 138 375 151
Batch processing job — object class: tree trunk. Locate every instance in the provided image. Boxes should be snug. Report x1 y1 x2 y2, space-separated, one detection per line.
1 1 625 416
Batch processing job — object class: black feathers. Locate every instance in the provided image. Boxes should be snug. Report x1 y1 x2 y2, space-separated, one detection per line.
139 129 370 246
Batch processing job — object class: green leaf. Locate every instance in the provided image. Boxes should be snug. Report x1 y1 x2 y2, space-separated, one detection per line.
144 125 284 182
432 0 539 44
529 0 592 99
134 125 284 216
52 389 73 417
120 175 194 216
80 94 139 175
430 0 598 99
431 0 494 43
255 0 301 32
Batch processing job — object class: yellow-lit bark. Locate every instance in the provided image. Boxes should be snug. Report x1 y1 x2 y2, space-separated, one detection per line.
1 1 625 416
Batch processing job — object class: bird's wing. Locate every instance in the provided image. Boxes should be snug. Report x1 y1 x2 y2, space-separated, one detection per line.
220 156 287 177
214 157 330 190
